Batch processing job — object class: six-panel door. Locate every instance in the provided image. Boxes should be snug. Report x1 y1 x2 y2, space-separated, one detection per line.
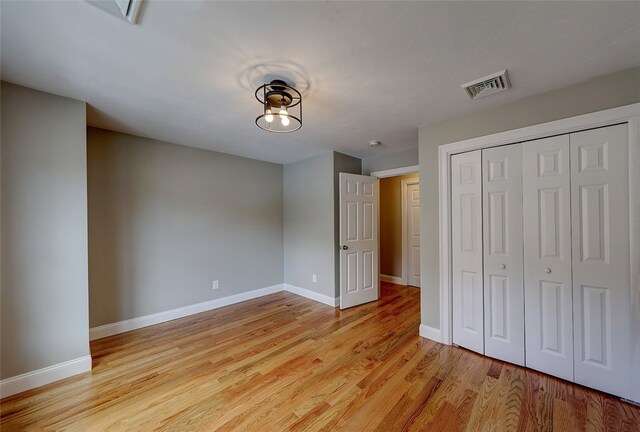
522 134 574 381
451 150 484 354
482 144 525 366
570 124 631 400
407 183 421 288
339 173 379 309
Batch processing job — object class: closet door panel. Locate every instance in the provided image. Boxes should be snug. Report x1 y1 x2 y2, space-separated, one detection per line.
523 135 574 381
452 150 484 354
571 124 631 399
482 144 524 366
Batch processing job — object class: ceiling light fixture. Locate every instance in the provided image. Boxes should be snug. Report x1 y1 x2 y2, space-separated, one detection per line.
255 79 302 133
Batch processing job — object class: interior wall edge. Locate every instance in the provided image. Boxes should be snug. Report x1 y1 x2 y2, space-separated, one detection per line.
1 81 90 380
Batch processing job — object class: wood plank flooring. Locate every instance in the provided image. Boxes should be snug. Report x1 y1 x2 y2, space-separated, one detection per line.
1 283 639 431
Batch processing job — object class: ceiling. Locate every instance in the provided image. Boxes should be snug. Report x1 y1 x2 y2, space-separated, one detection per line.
2 1 640 164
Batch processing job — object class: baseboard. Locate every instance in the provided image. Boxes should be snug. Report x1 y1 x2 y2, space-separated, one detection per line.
419 324 443 343
0 355 92 399
380 274 405 285
4 283 333 398
90 283 284 340
284 284 339 307
90 282 339 341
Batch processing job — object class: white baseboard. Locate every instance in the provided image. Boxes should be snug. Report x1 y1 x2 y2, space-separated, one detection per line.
380 274 405 285
0 355 92 399
90 283 284 340
419 324 443 343
90 282 339 342
2 282 335 398
283 284 339 307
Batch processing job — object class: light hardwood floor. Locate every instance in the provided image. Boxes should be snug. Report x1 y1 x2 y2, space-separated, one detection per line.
1 283 639 431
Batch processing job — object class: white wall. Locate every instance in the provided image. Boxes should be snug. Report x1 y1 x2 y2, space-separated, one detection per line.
419 66 640 328
1 82 90 379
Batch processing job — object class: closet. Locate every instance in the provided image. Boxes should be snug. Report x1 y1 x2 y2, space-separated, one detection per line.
451 123 632 400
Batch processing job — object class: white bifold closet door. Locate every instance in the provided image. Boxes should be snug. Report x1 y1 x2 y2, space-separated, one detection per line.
451 123 633 400
482 145 525 366
570 124 631 399
451 150 484 354
522 135 574 381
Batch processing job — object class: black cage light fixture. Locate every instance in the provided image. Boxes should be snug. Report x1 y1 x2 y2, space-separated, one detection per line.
255 79 302 133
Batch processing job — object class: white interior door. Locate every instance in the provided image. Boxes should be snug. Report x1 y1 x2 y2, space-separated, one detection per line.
570 124 631 399
339 173 379 309
451 150 484 354
406 183 421 288
523 134 574 381
482 144 525 366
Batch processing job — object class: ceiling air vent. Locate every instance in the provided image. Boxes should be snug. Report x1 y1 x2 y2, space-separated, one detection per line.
461 69 511 99
115 0 143 24
88 0 143 24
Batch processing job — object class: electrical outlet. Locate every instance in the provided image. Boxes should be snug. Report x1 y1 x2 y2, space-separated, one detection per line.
212 280 219 290
312 274 317 283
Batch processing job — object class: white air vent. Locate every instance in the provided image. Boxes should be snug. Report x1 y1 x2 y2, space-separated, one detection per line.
461 69 511 99
116 0 142 25
115 0 143 24
89 0 143 24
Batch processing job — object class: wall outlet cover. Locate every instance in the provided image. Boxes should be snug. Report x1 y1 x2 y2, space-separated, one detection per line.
212 280 219 290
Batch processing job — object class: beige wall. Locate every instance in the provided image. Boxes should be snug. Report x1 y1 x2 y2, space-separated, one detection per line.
1 82 90 379
87 128 284 327
419 66 640 328
379 173 419 278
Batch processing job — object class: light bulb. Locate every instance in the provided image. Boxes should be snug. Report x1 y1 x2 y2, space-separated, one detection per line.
265 108 273 123
279 105 289 126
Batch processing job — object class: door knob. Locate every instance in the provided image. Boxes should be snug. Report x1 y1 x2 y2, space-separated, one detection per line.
341 245 349 250
544 268 551 273
499 264 506 270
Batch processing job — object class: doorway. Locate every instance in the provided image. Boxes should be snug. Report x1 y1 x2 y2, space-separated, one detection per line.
378 172 420 288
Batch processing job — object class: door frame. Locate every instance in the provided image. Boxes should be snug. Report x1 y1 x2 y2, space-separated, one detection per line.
371 165 420 286
436 103 640 355
401 178 420 287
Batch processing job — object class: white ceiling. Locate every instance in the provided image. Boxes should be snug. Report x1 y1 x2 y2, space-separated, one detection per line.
2 1 640 164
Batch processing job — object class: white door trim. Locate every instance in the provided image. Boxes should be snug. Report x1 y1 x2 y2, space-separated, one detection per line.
628 117 640 404
437 103 640 346
371 164 419 178
401 178 420 286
